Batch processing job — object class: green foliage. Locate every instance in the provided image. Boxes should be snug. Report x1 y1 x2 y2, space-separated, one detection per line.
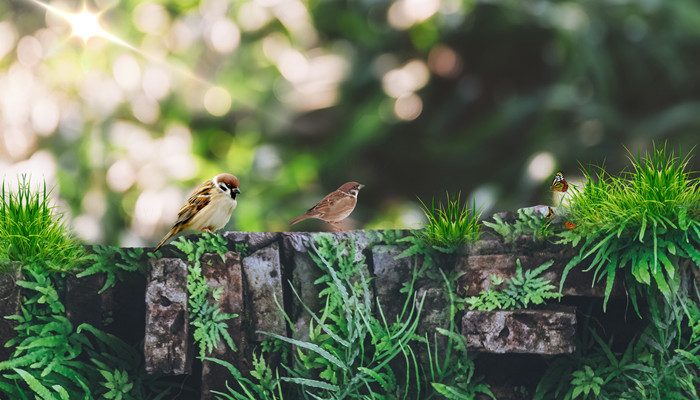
0 264 175 400
415 193 483 254
423 270 494 400
0 175 83 271
234 242 250 257
368 229 407 247
77 245 149 293
173 232 238 359
99 369 134 400
465 260 561 311
207 355 284 400
172 230 230 262
263 233 424 398
558 144 700 310
483 207 553 244
535 297 700 400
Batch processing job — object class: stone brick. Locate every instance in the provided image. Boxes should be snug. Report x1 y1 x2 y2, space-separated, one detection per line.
282 231 374 340
456 252 616 298
0 264 21 362
144 258 190 375
65 273 113 330
281 232 320 342
462 307 576 354
200 251 248 400
371 245 412 323
242 244 286 341
223 231 281 254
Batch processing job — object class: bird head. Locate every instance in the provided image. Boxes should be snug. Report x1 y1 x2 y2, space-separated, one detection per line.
214 173 241 200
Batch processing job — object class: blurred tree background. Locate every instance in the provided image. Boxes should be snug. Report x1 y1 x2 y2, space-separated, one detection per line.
1 0 700 246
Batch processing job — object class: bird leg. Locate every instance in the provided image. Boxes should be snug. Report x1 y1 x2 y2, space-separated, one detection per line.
201 227 214 233
328 222 347 232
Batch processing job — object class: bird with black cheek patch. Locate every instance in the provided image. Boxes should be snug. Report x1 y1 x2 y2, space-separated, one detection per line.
154 173 241 251
290 182 364 231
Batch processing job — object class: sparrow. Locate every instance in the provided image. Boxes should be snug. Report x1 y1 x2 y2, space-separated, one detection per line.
154 173 241 251
289 182 364 231
550 171 569 192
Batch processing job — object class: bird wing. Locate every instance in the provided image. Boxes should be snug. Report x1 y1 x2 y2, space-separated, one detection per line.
305 191 341 217
173 183 213 229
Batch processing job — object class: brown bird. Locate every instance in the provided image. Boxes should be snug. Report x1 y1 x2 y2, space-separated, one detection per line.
154 173 241 251
290 182 364 231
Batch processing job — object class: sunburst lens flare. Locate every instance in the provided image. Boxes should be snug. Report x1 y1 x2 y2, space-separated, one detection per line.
27 0 213 88
68 8 105 42
28 0 135 49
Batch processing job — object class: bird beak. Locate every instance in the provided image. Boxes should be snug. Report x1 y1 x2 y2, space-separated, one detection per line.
358 184 365 189
234 188 241 194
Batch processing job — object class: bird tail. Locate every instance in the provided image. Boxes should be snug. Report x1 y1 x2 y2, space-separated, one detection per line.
289 214 309 226
153 227 178 252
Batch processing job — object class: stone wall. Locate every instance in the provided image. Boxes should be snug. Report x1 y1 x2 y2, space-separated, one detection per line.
0 207 640 399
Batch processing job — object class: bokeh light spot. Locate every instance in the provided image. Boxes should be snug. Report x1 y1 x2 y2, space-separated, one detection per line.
133 2 170 35
428 45 462 78
382 59 430 98
203 86 232 116
113 54 141 91
388 0 440 30
107 159 136 193
131 94 160 124
17 36 43 67
142 65 171 100
32 97 60 136
208 18 240 53
394 93 423 121
0 22 18 59
527 152 556 181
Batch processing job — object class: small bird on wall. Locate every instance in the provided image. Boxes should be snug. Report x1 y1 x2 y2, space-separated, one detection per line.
154 173 241 251
289 181 364 232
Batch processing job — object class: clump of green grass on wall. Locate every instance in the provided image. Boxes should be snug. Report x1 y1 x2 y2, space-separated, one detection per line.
416 192 483 254
558 144 700 310
0 175 83 271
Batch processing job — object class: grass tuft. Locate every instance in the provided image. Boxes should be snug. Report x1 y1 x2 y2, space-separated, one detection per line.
565 143 700 235
559 143 700 310
416 192 483 253
0 175 83 271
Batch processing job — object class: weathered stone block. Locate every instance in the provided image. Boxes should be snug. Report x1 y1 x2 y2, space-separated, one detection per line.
456 252 616 298
65 273 113 330
223 231 280 254
0 264 21 362
462 307 576 354
200 251 247 400
282 231 375 340
281 232 321 341
468 239 506 255
144 258 190 375
372 245 412 323
242 244 285 341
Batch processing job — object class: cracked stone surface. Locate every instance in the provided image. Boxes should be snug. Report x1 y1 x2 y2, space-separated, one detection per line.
144 258 190 375
65 273 113 330
282 231 377 341
223 231 281 254
0 265 21 362
372 245 412 323
456 252 617 298
200 251 247 400
242 243 286 341
461 307 576 354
